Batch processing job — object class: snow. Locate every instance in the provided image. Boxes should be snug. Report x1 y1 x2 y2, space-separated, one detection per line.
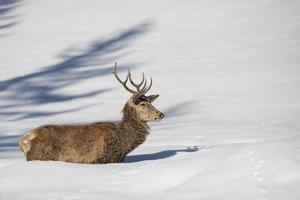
1 0 300 199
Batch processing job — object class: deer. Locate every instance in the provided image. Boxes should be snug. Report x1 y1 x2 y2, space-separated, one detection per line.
19 63 164 164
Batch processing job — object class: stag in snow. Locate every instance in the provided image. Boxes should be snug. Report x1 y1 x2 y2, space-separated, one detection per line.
19 63 164 164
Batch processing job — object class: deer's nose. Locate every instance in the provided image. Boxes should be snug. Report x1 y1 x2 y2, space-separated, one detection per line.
159 113 165 119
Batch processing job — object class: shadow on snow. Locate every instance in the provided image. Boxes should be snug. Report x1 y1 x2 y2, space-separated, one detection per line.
0 135 20 159
124 146 213 163
0 0 22 37
0 20 153 121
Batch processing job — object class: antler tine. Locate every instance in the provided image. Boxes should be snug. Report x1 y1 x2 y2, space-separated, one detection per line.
144 76 153 94
132 75 154 103
133 76 146 102
129 72 145 91
139 76 152 96
113 62 136 94
140 76 148 93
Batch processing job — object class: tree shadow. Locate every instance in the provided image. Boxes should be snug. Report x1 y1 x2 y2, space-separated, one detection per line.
0 20 153 121
0 104 96 121
124 146 213 163
0 0 22 37
0 135 19 148
0 134 20 159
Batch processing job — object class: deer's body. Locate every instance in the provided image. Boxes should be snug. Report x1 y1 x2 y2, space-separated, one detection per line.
20 106 149 164
19 63 163 164
20 123 119 164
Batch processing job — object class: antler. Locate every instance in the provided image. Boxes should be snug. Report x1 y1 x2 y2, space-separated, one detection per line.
113 62 136 94
129 71 145 91
113 62 153 98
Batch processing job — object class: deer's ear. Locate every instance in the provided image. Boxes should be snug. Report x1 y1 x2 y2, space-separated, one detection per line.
131 95 146 105
147 94 159 102
131 95 140 105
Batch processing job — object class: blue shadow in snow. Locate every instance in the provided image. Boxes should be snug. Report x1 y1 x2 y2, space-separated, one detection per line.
0 20 153 121
124 146 202 163
0 0 22 36
0 135 20 159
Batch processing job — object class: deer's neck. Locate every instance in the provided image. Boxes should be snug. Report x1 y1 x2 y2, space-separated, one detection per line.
118 103 150 154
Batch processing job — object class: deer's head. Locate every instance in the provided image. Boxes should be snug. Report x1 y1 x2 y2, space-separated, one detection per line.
113 63 164 122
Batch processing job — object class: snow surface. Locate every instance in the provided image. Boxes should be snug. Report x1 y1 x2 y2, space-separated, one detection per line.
1 0 300 199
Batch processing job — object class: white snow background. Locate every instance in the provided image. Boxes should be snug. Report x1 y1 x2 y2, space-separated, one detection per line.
0 0 300 199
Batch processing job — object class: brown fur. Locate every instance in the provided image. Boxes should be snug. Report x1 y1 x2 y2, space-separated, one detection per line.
19 98 163 164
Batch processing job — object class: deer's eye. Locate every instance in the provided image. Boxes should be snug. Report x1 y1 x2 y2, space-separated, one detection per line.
140 103 146 107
